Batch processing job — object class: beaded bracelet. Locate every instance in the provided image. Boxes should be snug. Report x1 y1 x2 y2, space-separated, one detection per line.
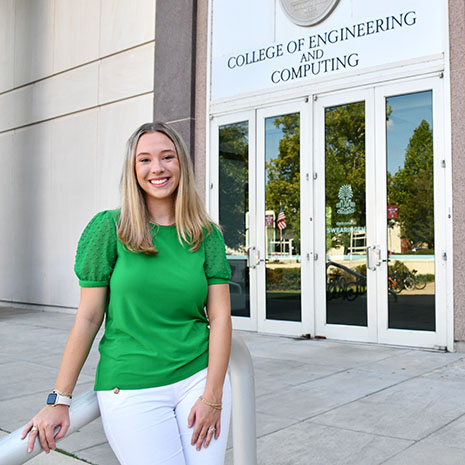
199 395 222 410
53 389 73 398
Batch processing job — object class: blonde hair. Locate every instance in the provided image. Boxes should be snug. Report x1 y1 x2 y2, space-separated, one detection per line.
118 122 213 254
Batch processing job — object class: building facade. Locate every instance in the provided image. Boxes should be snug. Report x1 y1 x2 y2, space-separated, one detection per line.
0 0 156 309
205 0 465 351
1 0 465 351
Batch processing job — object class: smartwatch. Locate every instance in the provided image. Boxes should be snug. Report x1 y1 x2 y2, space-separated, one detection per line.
46 391 72 407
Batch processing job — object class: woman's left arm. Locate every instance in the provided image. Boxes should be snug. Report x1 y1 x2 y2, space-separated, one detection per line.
188 283 232 450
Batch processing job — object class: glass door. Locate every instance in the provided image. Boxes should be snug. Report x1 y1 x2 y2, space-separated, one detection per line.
211 101 311 335
315 77 447 348
314 89 377 343
256 101 310 335
375 77 447 348
211 111 257 331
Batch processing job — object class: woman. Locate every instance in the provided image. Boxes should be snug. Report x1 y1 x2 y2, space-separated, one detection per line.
21 122 232 465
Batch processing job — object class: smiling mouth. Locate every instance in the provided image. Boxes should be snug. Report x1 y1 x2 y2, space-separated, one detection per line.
149 178 170 186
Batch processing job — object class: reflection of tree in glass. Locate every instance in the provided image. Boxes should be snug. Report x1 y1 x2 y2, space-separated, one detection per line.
219 122 249 253
389 120 434 249
265 113 301 252
325 102 365 250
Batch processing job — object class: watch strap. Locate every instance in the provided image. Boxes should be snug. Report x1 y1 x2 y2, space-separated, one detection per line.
47 392 72 407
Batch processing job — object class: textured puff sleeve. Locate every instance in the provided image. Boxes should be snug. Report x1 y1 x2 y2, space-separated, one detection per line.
204 225 232 285
74 210 118 287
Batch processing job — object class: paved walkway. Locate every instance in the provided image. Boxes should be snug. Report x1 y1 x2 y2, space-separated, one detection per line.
2 306 465 464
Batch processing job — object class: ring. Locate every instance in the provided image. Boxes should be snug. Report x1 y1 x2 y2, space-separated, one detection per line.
31 426 38 432
208 427 216 433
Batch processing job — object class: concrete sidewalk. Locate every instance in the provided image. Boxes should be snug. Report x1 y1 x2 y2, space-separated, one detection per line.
2 306 465 465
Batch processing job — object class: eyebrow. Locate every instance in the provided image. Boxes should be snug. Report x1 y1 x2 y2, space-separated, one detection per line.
136 149 176 157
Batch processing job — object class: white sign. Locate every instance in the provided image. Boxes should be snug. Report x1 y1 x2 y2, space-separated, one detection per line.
211 0 445 100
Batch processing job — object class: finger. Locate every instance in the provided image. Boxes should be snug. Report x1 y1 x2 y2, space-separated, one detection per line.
204 428 215 448
54 422 70 441
27 429 38 453
187 408 195 429
38 429 51 454
191 425 200 445
215 422 221 440
196 427 208 451
45 426 57 451
21 420 33 440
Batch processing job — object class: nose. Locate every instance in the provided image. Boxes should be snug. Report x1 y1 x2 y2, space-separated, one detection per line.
150 157 165 173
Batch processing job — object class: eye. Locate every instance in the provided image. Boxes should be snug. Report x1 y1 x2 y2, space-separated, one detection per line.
137 157 150 163
163 154 176 161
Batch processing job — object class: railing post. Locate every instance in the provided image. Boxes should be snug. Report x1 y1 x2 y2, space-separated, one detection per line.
0 333 257 465
0 390 100 465
230 333 258 465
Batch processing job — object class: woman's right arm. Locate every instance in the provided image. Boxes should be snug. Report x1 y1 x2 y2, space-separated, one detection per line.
21 286 107 454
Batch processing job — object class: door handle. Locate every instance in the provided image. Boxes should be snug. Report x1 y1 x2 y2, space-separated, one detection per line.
247 246 256 269
367 246 376 271
247 247 266 268
375 247 389 266
368 246 387 269
256 249 266 267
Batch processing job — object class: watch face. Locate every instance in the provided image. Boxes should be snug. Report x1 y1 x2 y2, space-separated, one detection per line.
47 393 58 405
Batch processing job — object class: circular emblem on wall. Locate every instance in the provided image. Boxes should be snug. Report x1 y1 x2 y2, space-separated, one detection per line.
279 0 341 27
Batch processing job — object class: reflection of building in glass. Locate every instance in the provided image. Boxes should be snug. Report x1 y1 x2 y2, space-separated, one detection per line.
347 230 366 255
265 210 295 258
388 222 402 254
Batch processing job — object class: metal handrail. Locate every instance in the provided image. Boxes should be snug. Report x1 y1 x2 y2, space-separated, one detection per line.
229 333 257 465
0 333 257 465
0 390 100 465
326 260 366 281
327 260 398 300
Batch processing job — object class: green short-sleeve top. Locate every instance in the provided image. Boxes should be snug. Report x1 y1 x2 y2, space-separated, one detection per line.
74 210 231 391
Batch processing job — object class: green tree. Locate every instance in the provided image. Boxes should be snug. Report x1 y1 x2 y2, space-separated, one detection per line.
325 102 366 250
389 120 434 248
265 113 301 252
219 122 249 252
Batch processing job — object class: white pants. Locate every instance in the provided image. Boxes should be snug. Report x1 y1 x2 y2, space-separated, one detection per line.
96 368 231 465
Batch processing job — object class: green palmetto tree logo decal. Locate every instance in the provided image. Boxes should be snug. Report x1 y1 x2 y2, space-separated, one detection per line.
336 184 356 215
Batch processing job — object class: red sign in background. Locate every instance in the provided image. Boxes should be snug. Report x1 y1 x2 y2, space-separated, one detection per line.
265 215 274 226
387 205 399 219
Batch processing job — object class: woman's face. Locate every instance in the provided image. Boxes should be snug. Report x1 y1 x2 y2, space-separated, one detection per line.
135 131 181 205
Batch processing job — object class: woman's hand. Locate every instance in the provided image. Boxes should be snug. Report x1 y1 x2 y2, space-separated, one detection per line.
188 398 222 450
21 405 70 454
187 283 231 451
19 288 106 454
